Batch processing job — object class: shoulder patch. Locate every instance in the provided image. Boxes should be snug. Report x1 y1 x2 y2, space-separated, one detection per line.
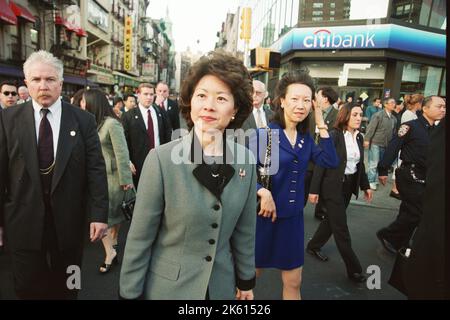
398 124 410 137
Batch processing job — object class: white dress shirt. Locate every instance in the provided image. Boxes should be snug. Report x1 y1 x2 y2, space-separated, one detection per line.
33 99 62 158
139 104 160 147
344 130 360 175
253 106 267 128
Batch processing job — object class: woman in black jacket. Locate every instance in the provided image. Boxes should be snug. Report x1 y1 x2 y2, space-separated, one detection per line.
306 102 373 283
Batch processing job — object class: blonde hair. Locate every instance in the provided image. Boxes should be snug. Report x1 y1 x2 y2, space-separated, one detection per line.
23 50 64 81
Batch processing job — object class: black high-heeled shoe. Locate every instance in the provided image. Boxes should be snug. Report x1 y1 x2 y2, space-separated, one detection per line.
99 255 118 274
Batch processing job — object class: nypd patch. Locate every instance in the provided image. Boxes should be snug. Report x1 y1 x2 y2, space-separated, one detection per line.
398 124 410 137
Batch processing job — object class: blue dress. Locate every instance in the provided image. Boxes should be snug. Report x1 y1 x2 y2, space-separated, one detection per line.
251 122 339 269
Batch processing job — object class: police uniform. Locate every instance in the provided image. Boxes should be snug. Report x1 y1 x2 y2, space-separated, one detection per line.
376 114 433 250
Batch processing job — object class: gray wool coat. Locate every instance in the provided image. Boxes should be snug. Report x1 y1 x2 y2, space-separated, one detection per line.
119 130 257 300
98 117 133 226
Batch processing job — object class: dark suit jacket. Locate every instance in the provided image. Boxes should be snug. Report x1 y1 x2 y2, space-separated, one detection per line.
241 106 273 131
403 121 447 299
0 101 108 251
121 105 172 181
307 106 339 171
309 129 370 199
165 99 180 131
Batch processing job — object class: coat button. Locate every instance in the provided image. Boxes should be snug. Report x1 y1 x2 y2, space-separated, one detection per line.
213 204 220 211
211 223 218 229
205 256 212 262
208 239 215 245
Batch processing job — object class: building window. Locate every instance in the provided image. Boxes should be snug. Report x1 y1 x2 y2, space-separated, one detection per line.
312 17 323 21
330 10 335 15
429 0 446 29
313 3 323 9
330 2 335 8
401 63 443 96
312 11 323 16
330 17 335 21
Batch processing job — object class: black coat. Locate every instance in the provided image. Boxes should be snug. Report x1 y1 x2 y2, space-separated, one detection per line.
309 129 370 199
166 99 180 131
0 101 109 251
121 105 172 181
403 121 447 299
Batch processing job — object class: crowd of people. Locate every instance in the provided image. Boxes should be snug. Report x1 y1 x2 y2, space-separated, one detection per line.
0 49 446 300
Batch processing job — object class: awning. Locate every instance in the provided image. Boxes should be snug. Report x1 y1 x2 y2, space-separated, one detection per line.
9 1 36 23
75 28 87 37
0 0 17 25
63 74 94 86
55 15 76 31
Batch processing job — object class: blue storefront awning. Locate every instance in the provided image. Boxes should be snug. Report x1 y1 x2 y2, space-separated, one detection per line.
0 64 23 78
63 74 94 87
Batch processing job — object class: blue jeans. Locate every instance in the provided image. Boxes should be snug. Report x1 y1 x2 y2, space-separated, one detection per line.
368 144 385 183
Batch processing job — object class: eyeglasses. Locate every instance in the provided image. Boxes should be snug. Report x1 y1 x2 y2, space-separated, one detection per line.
2 91 17 97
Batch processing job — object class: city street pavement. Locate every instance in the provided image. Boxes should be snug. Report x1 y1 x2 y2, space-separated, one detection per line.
0 179 404 300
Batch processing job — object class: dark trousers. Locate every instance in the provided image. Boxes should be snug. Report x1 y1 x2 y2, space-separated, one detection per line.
10 192 82 300
307 173 362 275
380 165 425 250
304 170 327 217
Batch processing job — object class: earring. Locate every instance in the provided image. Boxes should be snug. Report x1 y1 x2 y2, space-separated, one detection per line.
231 116 235 121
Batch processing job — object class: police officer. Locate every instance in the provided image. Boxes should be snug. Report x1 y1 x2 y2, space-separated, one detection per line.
376 96 446 253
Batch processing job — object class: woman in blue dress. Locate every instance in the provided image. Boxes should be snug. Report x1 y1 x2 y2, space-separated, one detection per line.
253 70 339 299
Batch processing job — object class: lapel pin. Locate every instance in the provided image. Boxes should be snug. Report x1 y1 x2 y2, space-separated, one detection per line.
239 168 246 178
135 115 138 119
70 131 76 136
298 143 303 148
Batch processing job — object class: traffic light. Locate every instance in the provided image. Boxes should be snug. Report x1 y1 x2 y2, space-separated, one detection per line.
250 47 281 69
240 7 251 41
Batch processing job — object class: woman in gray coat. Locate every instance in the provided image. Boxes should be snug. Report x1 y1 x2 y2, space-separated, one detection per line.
119 51 257 300
81 89 133 273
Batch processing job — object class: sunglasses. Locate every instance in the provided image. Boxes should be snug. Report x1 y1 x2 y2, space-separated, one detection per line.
2 91 17 97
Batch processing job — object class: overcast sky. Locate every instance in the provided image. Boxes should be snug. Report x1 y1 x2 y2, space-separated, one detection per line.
147 0 390 53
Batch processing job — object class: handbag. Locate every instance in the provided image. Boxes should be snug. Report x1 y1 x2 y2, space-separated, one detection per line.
388 228 417 296
257 128 272 211
121 188 136 221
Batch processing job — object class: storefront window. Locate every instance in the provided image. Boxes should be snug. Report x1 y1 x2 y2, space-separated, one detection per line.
400 63 443 96
440 70 446 96
300 61 386 102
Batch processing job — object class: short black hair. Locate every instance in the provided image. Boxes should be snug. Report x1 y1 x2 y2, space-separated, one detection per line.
0 80 17 92
317 86 338 105
113 96 123 105
123 93 136 102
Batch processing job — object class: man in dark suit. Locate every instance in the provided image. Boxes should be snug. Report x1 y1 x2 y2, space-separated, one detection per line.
241 80 273 131
0 50 108 299
305 87 339 220
122 83 172 187
402 120 447 299
155 82 180 131
0 81 18 110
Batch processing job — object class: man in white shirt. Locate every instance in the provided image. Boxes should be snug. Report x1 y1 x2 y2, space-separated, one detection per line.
155 82 180 130
121 83 172 187
241 80 273 131
17 85 31 104
0 50 108 299
0 81 18 109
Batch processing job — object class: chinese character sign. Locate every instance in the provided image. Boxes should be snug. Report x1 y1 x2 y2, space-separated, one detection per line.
124 16 133 71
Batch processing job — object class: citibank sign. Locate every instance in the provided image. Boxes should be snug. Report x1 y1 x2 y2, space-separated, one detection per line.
303 29 375 49
279 24 445 58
